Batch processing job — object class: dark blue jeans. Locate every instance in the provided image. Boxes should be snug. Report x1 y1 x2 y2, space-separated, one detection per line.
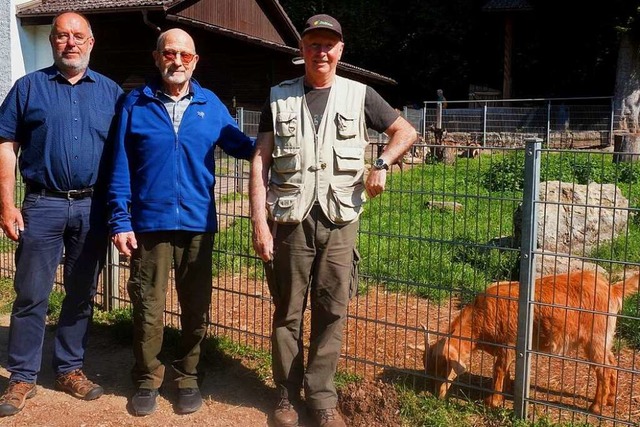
7 193 107 383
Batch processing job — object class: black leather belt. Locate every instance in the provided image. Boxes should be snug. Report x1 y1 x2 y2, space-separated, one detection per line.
27 185 94 200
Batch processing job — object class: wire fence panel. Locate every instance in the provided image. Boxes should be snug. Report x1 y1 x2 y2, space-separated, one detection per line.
0 97 638 426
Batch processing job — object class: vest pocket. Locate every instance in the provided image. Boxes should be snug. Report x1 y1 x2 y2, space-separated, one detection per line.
267 184 305 223
272 146 301 173
335 112 358 139
328 183 364 223
334 146 365 172
275 112 297 138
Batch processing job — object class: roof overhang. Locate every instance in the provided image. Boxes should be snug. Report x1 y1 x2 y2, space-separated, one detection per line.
15 0 396 85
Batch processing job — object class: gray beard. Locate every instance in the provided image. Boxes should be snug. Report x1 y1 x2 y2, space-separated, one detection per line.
55 56 90 75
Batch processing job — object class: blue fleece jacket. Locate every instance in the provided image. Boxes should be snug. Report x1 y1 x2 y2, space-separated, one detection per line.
108 79 254 234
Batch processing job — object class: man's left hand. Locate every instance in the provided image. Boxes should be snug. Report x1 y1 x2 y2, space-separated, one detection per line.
365 168 387 198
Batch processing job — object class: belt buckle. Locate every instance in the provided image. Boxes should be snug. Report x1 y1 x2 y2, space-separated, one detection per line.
66 189 81 200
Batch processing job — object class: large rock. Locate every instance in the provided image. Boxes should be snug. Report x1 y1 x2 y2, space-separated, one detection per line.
514 181 629 259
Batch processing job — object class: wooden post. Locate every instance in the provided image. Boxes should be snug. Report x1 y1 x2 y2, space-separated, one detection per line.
613 133 640 163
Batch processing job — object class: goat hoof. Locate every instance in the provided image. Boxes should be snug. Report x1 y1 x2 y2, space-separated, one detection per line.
484 395 503 408
588 403 602 415
606 395 615 406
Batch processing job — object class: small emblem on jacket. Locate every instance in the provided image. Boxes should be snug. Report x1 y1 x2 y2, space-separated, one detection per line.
197 111 205 118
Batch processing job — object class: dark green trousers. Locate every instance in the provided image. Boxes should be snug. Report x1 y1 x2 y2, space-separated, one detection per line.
265 205 359 410
127 231 213 389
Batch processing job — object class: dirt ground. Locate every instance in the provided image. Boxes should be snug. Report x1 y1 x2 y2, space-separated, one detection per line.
0 310 403 427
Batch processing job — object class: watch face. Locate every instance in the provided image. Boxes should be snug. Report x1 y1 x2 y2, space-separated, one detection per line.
375 159 387 170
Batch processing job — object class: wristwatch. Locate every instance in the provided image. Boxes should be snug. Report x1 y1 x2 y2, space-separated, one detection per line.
373 158 389 170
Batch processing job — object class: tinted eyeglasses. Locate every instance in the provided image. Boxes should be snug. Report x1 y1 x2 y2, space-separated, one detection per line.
161 50 196 65
52 33 93 46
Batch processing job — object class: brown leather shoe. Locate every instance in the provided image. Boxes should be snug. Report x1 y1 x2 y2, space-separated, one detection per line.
273 397 299 427
312 408 346 427
0 381 36 417
55 369 104 401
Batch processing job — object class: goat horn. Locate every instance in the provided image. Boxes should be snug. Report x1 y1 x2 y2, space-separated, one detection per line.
421 324 431 351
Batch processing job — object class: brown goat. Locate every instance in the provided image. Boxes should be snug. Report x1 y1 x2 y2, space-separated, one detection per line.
423 270 639 414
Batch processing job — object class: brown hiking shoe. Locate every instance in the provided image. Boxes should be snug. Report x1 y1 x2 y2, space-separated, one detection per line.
273 397 299 427
0 381 36 416
312 408 346 427
55 369 104 401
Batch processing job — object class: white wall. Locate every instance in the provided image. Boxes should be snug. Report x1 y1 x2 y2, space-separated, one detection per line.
2 0 52 101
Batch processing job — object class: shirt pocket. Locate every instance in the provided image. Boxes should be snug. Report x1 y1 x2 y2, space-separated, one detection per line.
334 146 365 172
275 112 298 140
335 111 358 139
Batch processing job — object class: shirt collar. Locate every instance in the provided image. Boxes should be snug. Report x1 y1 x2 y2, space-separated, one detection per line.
46 65 96 83
155 83 194 101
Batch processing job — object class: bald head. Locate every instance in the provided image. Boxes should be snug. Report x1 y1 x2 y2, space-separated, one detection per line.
153 28 199 96
156 28 196 53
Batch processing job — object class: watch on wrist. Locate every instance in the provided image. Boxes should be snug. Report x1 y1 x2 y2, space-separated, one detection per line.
373 158 389 170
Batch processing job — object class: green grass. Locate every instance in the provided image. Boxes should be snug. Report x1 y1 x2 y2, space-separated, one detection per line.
360 151 640 300
216 191 248 205
397 386 592 427
0 277 14 314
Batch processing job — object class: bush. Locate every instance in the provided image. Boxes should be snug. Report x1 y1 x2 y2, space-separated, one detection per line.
482 155 525 192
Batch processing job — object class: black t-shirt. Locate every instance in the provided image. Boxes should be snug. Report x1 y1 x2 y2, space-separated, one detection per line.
257 84 399 134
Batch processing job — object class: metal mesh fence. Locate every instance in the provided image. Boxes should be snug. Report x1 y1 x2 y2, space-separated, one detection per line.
0 98 639 425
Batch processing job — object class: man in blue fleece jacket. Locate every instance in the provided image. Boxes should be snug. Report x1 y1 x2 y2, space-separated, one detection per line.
108 28 254 416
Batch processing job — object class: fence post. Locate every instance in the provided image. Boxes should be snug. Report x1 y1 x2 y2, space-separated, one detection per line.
482 103 487 146
422 101 427 141
610 97 615 147
104 243 120 311
513 137 542 419
546 100 551 146
235 107 244 193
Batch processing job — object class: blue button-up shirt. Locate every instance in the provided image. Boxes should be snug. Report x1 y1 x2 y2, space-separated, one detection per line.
0 65 123 191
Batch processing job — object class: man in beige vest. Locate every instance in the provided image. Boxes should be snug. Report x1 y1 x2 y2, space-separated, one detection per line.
249 14 416 427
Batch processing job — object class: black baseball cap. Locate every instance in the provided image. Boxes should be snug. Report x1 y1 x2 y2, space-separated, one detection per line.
301 14 343 40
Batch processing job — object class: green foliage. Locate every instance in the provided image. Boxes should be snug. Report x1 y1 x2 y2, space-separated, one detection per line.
397 384 593 426
360 156 521 303
483 151 640 194
216 191 247 206
201 335 272 382
47 290 65 323
482 154 525 192
0 277 15 314
618 294 640 349
213 216 264 280
334 371 362 389
92 307 134 342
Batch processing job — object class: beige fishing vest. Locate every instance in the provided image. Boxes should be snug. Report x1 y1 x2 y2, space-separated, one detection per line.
267 75 369 225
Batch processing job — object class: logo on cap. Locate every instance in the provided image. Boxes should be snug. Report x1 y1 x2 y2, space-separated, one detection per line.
314 20 334 28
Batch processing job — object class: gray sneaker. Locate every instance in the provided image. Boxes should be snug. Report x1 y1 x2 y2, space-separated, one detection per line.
130 388 159 416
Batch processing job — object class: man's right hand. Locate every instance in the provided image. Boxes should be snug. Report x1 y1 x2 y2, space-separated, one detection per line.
251 221 274 262
112 231 138 257
0 206 23 241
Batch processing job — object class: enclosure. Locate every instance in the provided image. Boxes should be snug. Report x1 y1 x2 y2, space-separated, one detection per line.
1 97 639 426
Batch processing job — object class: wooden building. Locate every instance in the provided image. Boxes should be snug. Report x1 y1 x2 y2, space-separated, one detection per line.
16 0 396 109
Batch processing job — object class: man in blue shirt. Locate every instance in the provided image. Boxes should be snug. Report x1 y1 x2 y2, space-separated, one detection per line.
0 12 123 417
108 28 254 416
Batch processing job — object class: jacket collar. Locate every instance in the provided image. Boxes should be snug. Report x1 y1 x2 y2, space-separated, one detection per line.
142 77 207 104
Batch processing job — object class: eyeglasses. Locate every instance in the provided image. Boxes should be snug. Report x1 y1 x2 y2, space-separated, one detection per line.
52 33 92 46
161 50 196 65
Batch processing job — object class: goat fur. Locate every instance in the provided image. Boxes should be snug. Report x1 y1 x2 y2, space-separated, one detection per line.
423 270 640 414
